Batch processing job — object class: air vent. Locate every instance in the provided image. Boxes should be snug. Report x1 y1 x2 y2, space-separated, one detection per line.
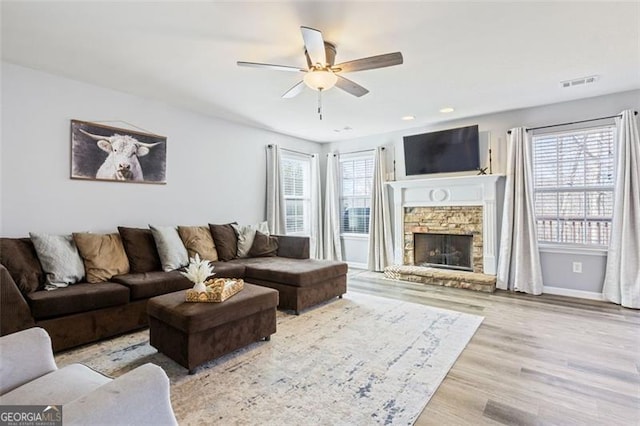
560 75 599 88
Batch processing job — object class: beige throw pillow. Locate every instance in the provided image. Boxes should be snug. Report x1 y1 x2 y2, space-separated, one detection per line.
232 221 269 258
73 233 130 283
177 226 218 261
149 225 189 271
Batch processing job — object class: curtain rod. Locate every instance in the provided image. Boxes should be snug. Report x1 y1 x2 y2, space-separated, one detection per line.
267 144 315 157
331 147 384 157
507 111 638 134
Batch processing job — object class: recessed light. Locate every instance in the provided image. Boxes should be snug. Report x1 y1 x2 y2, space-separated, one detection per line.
439 107 455 113
402 115 415 121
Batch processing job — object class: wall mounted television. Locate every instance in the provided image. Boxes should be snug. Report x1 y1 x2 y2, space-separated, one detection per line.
403 124 480 175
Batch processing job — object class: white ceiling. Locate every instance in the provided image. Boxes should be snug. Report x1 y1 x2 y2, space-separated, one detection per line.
2 1 639 143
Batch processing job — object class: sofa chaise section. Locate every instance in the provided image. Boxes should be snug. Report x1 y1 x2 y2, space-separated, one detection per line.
231 256 348 314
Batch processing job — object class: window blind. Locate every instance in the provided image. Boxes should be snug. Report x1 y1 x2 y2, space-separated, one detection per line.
340 154 374 234
281 154 311 235
532 126 615 246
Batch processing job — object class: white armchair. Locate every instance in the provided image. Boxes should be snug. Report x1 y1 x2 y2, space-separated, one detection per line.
0 327 177 425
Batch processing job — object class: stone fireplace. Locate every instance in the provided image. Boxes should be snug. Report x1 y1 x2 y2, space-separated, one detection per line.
388 175 505 275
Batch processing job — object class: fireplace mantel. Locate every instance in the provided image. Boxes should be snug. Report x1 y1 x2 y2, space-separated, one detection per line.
387 175 505 274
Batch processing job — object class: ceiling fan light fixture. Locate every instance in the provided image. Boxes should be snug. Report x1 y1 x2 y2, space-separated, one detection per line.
303 69 338 91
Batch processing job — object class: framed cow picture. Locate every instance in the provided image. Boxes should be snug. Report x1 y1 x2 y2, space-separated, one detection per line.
70 120 167 184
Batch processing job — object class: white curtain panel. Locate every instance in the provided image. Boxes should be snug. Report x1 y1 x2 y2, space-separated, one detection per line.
368 147 394 272
323 153 343 261
309 153 324 259
266 144 286 235
496 128 543 294
603 110 640 308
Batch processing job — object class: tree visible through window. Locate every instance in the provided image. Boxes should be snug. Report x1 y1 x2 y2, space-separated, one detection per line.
340 154 374 234
532 126 615 246
282 154 311 235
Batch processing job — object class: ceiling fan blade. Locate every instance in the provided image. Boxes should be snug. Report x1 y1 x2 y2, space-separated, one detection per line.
237 61 306 72
300 26 327 66
335 75 369 97
282 81 306 98
333 52 403 73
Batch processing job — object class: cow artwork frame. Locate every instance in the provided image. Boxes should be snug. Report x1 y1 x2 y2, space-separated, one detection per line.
70 120 167 184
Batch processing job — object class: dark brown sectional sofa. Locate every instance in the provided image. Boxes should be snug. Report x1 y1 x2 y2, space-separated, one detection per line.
0 233 347 352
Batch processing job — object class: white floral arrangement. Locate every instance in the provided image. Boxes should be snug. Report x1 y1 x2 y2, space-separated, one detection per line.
181 254 214 291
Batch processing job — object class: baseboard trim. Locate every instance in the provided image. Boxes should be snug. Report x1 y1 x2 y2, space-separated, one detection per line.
347 262 368 270
542 286 604 301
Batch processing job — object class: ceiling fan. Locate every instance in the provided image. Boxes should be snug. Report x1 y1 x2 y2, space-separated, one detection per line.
237 26 403 119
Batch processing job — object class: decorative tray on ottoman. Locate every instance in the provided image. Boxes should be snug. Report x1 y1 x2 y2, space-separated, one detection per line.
185 278 244 303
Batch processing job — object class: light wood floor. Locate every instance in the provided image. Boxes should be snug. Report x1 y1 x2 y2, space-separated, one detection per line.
348 270 640 426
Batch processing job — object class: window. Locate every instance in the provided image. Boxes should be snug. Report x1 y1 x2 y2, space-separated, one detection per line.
282 153 311 235
532 126 615 246
340 153 374 234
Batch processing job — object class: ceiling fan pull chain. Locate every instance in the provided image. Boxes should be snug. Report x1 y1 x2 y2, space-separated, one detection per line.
318 89 323 120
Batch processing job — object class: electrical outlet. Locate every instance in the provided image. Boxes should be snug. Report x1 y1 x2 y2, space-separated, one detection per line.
572 262 583 273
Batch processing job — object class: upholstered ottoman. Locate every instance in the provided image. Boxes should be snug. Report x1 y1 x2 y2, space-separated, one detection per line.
147 283 278 374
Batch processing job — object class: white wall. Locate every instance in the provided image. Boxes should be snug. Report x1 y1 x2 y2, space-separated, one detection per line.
1 62 321 236
2 62 637 295
322 89 640 294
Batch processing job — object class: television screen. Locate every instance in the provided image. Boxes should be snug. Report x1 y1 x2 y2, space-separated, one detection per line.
403 125 480 175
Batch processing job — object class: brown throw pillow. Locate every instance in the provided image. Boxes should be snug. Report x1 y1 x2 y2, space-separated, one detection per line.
177 226 218 261
248 231 279 257
73 233 130 283
209 223 238 261
118 227 162 273
0 237 45 293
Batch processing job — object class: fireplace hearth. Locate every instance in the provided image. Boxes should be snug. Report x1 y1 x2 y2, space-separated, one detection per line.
414 233 473 271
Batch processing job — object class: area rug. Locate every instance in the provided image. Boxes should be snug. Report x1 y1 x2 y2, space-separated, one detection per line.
55 292 483 425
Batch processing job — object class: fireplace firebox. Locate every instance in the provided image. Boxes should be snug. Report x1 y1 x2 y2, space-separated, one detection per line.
413 233 473 271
